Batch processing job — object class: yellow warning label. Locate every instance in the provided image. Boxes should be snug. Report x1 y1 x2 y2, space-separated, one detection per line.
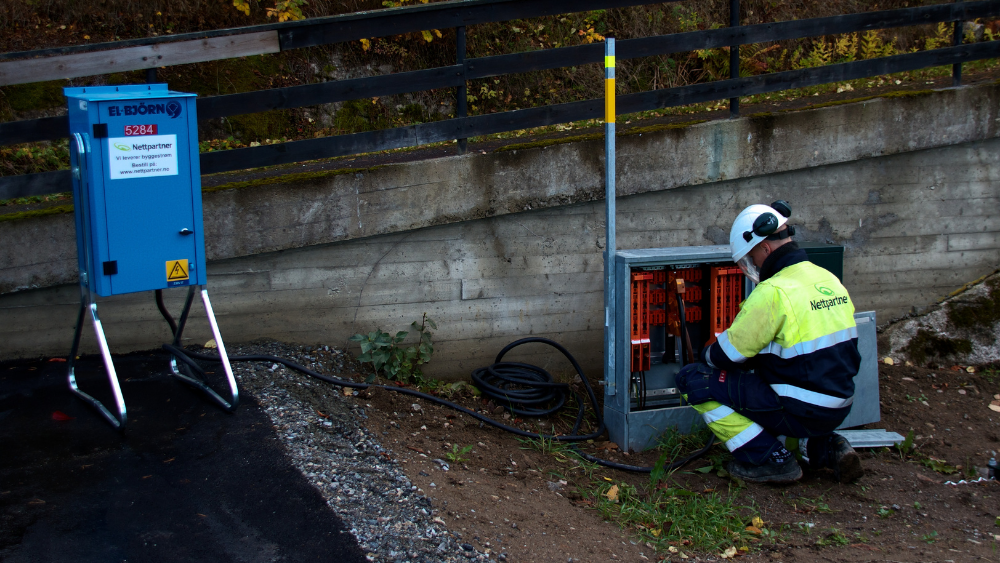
166 259 189 282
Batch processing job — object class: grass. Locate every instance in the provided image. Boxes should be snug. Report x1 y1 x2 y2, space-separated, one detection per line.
591 479 760 554
516 436 600 477
782 492 834 514
575 427 772 555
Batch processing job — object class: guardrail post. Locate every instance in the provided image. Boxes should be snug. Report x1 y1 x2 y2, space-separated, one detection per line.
456 25 468 154
729 0 740 118
953 0 963 86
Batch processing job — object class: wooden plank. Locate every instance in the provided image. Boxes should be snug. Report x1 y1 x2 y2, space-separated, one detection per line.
6 1 999 140
0 31 279 86
619 41 1000 114
0 115 68 146
197 65 464 120
8 40 1000 193
0 170 71 200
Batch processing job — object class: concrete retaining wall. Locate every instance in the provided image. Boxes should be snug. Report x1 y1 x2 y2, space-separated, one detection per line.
2 84 999 378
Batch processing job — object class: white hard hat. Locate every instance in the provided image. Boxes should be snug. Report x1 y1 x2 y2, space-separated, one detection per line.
728 202 790 262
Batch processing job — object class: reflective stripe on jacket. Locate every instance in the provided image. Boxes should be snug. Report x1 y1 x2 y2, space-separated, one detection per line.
711 253 861 422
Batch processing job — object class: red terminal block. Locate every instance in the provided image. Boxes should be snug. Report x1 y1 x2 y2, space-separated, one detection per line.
685 305 702 323
676 268 703 283
649 309 666 325
652 270 667 285
630 271 653 372
649 289 666 305
708 266 744 345
684 285 703 302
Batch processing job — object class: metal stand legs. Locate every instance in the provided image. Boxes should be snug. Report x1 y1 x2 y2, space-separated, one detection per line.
67 285 127 429
167 285 240 412
67 284 238 430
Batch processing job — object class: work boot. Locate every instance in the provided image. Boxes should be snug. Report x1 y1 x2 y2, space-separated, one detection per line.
727 457 802 484
808 433 863 483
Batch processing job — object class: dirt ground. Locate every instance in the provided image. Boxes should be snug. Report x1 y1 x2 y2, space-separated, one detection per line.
337 357 1000 563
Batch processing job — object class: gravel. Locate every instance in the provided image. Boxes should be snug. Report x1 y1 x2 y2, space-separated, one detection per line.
227 340 490 563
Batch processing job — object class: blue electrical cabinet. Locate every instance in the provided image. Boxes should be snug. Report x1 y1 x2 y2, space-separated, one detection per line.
62 84 237 431
64 84 206 296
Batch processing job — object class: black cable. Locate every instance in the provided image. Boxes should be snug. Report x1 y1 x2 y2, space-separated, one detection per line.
154 289 178 337
162 337 715 473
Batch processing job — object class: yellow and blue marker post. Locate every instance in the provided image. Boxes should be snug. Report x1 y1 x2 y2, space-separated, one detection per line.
603 38 617 397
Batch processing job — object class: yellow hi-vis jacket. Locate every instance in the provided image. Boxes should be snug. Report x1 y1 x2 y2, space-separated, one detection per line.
710 248 861 422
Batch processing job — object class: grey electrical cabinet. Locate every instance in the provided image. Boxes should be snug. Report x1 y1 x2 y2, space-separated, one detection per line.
603 244 878 452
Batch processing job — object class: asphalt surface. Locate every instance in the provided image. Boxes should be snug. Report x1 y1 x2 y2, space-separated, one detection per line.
0 350 368 563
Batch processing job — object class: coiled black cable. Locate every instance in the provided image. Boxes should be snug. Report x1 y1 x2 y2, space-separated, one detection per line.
164 336 713 473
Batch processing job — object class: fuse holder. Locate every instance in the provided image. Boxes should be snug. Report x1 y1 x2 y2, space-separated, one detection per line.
685 305 702 323
649 289 666 305
708 266 743 345
649 309 666 325
630 271 652 372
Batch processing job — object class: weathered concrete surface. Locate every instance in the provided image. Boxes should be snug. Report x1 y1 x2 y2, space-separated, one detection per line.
4 85 999 295
2 84 1000 377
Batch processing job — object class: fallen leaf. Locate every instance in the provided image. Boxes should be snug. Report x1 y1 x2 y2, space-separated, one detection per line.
433 516 446 525
915 473 939 484
724 546 738 559
883 357 895 365
163 458 175 463
606 484 619 502
603 477 613 482
142 475 152 479
990 404 1000 413
204 339 217 349
47 357 67 362
967 366 977 373
995 394 1000 400
951 365 963 371
51 411 74 421
752 516 765 528
342 387 354 397
901 377 914 382
650 528 661 537
746 525 762 535
28 499 45 505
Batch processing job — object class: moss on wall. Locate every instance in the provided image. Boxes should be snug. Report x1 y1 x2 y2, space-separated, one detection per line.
948 277 1000 332
0 205 74 223
902 328 973 366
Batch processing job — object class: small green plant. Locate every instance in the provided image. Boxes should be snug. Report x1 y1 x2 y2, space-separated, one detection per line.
896 430 916 459
782 492 833 514
920 456 958 475
349 313 436 383
913 501 922 510
445 443 474 464
816 528 850 547
877 506 895 518
920 530 939 544
983 366 1000 384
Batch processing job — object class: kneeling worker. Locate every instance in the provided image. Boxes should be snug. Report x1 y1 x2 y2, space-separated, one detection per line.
675 201 863 484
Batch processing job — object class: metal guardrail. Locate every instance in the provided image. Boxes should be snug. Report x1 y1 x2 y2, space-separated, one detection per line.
2 0 999 199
